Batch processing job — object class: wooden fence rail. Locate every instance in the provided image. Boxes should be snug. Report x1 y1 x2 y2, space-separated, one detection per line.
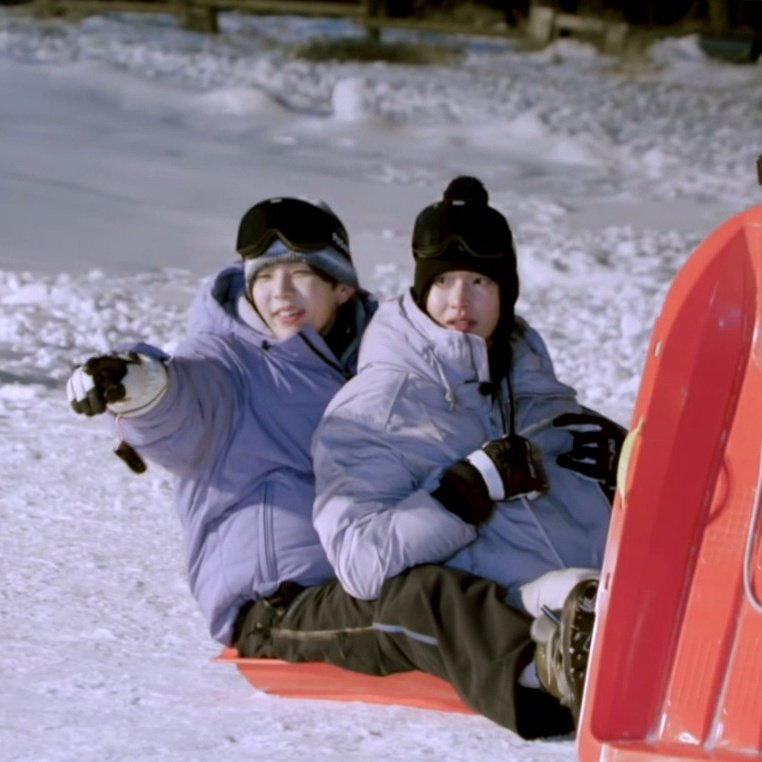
26 0 631 51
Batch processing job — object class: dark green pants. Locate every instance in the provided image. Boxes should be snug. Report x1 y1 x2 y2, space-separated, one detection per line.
232 564 573 738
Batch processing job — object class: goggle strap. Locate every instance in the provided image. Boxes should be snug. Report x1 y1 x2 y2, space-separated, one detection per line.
414 233 507 260
240 228 348 260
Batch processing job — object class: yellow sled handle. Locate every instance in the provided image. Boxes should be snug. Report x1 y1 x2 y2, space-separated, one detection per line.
615 417 643 509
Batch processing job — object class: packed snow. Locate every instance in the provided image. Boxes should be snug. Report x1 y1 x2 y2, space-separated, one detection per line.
1 7 760 761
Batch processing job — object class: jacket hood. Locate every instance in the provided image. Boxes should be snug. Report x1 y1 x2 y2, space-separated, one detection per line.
358 289 571 406
185 264 267 345
359 290 491 391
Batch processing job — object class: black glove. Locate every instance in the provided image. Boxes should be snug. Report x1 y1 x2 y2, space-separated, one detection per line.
432 434 547 525
67 353 137 416
552 411 626 502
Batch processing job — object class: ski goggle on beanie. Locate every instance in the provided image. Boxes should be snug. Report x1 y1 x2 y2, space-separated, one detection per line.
412 199 513 260
237 197 358 288
411 198 518 309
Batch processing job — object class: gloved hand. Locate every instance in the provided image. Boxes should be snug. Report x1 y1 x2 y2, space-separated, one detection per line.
432 434 547 525
552 410 626 502
67 353 168 417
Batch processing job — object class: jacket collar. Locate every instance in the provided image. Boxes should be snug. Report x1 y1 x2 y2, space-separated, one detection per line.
189 263 375 376
360 289 573 402
359 290 492 391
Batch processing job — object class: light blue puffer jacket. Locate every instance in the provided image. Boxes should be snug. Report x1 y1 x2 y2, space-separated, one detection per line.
118 264 376 645
312 290 611 610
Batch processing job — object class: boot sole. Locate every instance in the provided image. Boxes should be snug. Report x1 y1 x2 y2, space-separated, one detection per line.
561 577 598 723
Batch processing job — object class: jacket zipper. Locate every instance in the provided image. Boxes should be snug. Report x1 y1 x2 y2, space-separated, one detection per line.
298 333 352 380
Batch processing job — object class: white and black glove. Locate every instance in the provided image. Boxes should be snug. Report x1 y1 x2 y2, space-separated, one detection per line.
67 353 168 418
432 434 548 525
552 411 626 502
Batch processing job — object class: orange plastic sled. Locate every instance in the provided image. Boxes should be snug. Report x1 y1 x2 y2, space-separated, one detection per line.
215 648 474 714
578 204 762 761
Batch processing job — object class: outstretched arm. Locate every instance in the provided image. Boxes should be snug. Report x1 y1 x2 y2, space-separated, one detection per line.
67 339 242 475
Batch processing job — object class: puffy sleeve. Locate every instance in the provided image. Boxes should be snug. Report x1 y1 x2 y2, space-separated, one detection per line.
312 371 477 600
117 336 244 476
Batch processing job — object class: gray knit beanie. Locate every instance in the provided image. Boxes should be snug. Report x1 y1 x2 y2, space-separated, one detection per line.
238 198 359 289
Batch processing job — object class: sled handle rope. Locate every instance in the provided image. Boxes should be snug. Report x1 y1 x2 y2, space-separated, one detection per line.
744 445 762 615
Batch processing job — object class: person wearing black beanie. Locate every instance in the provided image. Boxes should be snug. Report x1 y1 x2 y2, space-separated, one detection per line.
411 176 519 386
412 176 517 307
314 175 628 727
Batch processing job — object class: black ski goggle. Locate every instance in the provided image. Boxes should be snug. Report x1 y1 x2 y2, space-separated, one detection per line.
412 201 513 260
237 197 351 261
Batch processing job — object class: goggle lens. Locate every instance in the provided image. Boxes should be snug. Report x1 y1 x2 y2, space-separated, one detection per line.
237 198 350 260
412 202 512 260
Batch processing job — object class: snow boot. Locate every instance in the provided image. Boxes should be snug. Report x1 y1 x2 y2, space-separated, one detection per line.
531 577 599 724
518 567 599 618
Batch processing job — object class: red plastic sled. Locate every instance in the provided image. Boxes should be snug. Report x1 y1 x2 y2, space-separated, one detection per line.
215 648 474 714
578 204 762 761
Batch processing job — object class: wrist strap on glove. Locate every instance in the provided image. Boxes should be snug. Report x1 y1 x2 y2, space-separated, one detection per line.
465 448 507 501
473 434 547 502
107 354 168 417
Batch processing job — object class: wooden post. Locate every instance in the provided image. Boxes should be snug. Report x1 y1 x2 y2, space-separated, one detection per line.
526 2 556 46
603 21 628 53
707 0 730 35
363 0 382 43
181 0 218 33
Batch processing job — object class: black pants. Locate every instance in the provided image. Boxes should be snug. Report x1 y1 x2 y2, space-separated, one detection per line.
232 565 573 739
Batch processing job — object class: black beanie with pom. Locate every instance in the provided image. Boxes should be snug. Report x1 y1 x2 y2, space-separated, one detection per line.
411 176 519 383
411 177 518 311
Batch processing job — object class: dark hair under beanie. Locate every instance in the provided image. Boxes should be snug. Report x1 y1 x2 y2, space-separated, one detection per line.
411 176 519 385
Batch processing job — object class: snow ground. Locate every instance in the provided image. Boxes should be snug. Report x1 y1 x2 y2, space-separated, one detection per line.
1 8 761 761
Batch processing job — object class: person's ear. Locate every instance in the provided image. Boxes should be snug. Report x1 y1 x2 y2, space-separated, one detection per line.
335 284 356 305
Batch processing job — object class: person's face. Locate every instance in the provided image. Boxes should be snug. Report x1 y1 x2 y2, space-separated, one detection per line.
425 270 500 340
250 262 355 340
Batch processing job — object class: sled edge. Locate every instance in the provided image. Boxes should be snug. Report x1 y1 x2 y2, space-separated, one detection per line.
215 649 475 715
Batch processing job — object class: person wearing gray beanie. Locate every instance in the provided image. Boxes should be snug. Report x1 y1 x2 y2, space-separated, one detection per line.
238 197 359 291
236 196 362 357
